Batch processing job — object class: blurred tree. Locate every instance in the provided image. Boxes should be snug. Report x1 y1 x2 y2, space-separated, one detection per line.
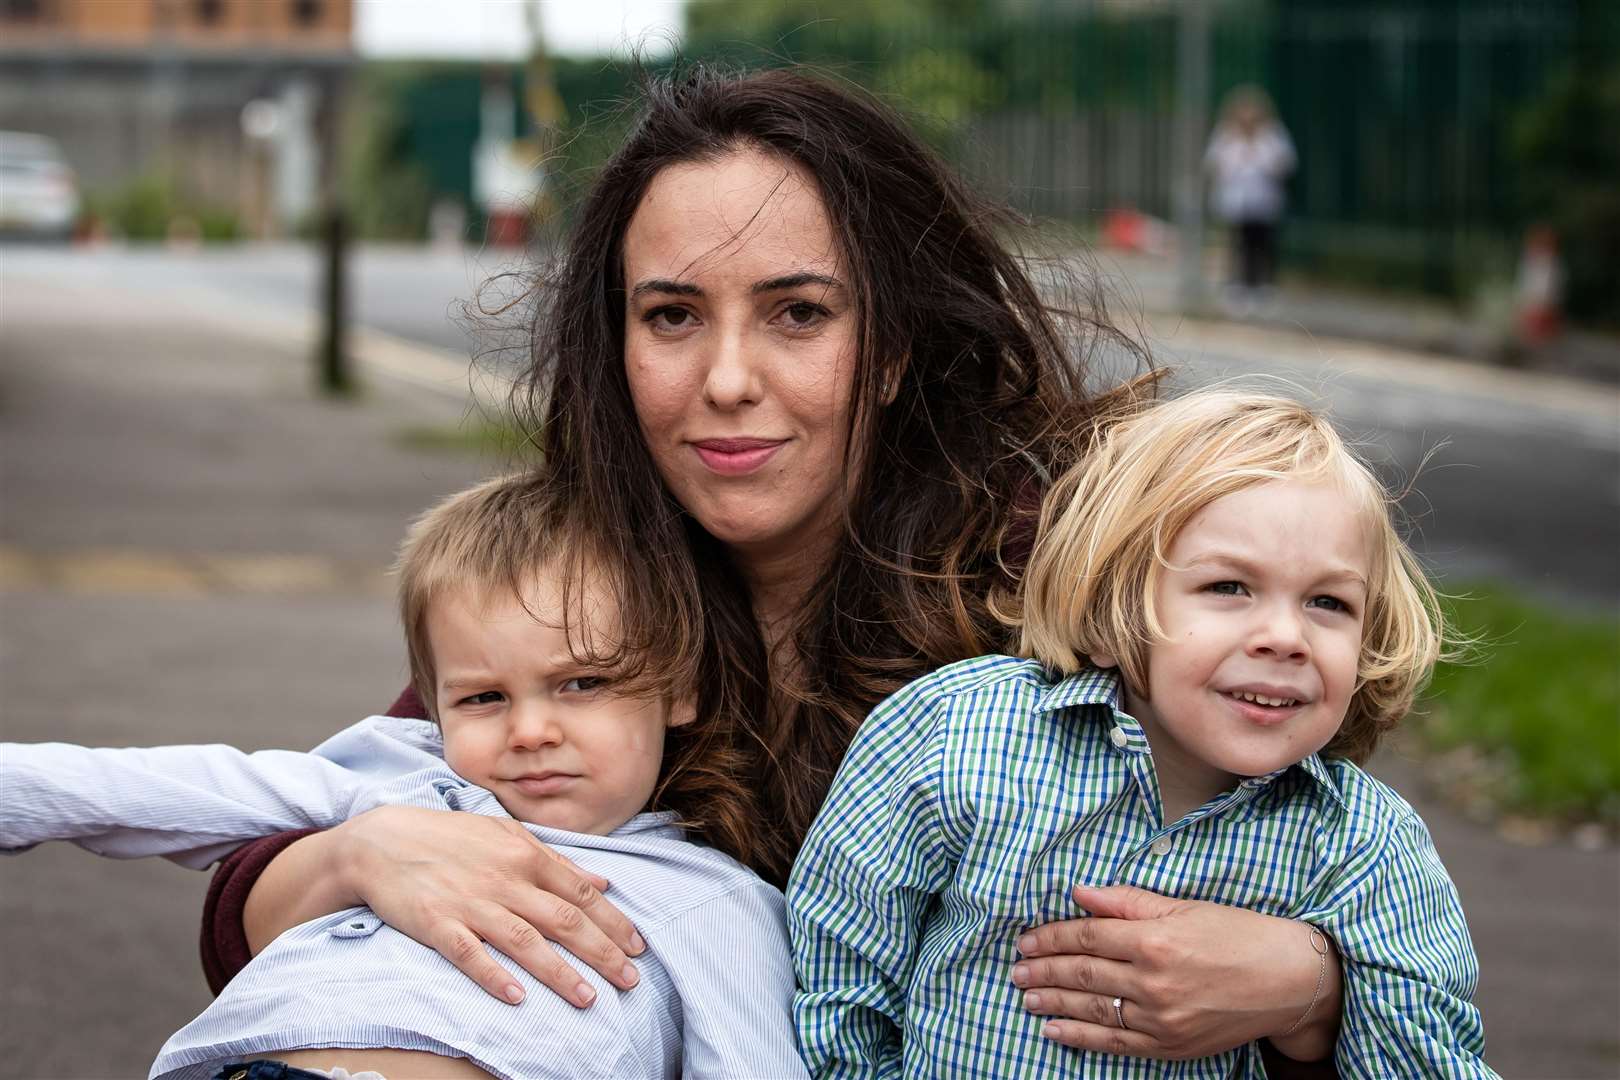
1510 0 1620 323
684 0 1004 130
342 64 437 241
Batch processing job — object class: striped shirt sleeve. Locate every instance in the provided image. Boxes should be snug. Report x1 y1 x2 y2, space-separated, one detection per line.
787 678 959 1079
1308 804 1494 1078
0 740 368 869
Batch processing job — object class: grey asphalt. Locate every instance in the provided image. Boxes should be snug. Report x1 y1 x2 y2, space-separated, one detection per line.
1 247 1616 1079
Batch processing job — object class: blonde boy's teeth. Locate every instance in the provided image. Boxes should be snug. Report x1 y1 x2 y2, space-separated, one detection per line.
1232 691 1298 707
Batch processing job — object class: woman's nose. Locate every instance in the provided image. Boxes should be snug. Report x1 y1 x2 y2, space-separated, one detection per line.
700 324 762 410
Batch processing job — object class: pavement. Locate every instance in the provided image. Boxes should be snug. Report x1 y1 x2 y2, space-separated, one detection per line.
1091 247 1620 387
1 247 1617 1079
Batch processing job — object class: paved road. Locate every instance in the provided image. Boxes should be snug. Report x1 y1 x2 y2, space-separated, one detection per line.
10 244 1617 606
1 247 1616 1078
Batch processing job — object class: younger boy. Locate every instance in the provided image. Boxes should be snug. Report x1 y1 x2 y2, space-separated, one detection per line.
789 389 1494 1079
2 475 806 1080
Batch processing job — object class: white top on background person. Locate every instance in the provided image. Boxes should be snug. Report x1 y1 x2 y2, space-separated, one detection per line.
0 716 804 1080
1205 85 1297 225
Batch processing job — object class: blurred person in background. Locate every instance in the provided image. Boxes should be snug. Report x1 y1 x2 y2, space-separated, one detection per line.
1205 86 1296 310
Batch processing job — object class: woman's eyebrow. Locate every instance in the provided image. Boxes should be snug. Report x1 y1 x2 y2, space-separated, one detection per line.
752 272 844 294
629 278 702 299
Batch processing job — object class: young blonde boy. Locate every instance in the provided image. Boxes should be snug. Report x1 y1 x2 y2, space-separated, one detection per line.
789 390 1494 1079
1 475 806 1080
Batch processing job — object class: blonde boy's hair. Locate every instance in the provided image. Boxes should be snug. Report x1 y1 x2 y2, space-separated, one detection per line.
1017 388 1446 762
396 474 574 721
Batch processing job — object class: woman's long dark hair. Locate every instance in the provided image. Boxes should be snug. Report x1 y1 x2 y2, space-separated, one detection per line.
515 64 1148 885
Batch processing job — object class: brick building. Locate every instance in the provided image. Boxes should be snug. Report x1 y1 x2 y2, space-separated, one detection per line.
0 0 356 234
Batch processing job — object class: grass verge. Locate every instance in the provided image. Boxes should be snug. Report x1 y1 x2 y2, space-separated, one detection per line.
1418 581 1619 827
394 416 537 459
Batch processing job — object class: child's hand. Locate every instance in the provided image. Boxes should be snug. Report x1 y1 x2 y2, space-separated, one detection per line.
260 806 648 1007
1011 884 1340 1063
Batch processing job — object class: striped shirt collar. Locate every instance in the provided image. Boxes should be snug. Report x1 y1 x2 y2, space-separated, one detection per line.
1032 662 1348 809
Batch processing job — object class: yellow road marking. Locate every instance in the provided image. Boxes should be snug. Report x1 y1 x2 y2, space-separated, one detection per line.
0 546 391 596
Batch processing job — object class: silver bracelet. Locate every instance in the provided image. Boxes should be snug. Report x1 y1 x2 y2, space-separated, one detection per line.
1279 926 1331 1037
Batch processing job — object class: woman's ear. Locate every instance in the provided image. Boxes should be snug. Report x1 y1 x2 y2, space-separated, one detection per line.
667 697 698 728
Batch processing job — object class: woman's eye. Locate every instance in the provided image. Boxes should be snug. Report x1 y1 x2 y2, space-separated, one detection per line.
1208 580 1248 597
644 306 696 333
458 691 504 707
776 301 828 330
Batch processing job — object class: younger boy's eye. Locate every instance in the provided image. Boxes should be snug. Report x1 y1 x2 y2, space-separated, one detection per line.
458 691 505 707
562 676 609 694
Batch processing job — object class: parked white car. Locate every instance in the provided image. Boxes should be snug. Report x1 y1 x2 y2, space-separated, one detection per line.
0 131 80 240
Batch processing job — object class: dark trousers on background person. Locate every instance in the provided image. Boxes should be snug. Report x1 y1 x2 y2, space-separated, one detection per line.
1232 219 1279 288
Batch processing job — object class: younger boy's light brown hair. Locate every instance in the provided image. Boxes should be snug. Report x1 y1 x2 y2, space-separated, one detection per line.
1016 388 1448 762
396 474 574 722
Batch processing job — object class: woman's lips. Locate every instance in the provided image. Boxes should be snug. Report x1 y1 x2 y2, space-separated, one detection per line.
691 438 785 476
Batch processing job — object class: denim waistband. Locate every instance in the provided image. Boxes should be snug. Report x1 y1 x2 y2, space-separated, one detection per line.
212 1062 335 1080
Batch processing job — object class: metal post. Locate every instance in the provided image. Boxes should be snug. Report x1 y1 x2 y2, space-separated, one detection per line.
314 77 352 395
318 203 351 394
1173 0 1212 312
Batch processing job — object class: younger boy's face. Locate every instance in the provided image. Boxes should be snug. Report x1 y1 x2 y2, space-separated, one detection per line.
1115 478 1369 811
427 569 687 835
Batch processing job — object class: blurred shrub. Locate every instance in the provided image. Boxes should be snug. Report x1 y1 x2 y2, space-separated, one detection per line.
84 174 240 243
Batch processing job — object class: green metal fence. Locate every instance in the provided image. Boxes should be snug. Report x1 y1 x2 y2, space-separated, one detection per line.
362 0 1598 304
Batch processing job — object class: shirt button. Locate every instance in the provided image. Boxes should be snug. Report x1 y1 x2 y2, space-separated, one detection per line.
1109 726 1129 748
1150 835 1173 856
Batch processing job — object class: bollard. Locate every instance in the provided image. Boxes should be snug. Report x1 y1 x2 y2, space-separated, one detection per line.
317 204 353 395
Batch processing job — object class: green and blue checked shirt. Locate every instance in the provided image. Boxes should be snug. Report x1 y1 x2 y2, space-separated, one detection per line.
788 656 1494 1079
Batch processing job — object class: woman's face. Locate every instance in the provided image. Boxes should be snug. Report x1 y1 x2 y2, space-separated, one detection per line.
622 148 859 569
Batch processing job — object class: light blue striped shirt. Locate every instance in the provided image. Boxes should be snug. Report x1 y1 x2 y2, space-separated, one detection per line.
0 718 808 1080
787 656 1493 1079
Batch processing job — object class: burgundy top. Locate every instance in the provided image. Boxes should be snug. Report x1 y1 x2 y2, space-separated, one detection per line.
200 685 428 993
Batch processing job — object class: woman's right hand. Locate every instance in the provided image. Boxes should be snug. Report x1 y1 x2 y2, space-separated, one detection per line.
244 805 646 1007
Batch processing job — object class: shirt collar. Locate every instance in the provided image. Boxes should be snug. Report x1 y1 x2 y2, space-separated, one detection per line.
1032 664 1123 714
610 810 684 839
1286 752 1348 808
1033 664 1349 808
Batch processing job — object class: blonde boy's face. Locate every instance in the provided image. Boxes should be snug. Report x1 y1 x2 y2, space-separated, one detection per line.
428 568 688 835
1104 478 1369 814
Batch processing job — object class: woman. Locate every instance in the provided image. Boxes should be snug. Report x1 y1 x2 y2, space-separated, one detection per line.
205 66 1342 1066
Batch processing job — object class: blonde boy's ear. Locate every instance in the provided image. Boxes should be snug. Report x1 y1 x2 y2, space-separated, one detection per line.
667 697 698 728
1088 652 1119 670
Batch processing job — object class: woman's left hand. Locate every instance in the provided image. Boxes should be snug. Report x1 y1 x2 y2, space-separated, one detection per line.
1012 885 1341 1063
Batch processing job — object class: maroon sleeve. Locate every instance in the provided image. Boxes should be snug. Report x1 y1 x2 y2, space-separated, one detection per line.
200 828 319 993
1259 1041 1339 1078
199 685 430 993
